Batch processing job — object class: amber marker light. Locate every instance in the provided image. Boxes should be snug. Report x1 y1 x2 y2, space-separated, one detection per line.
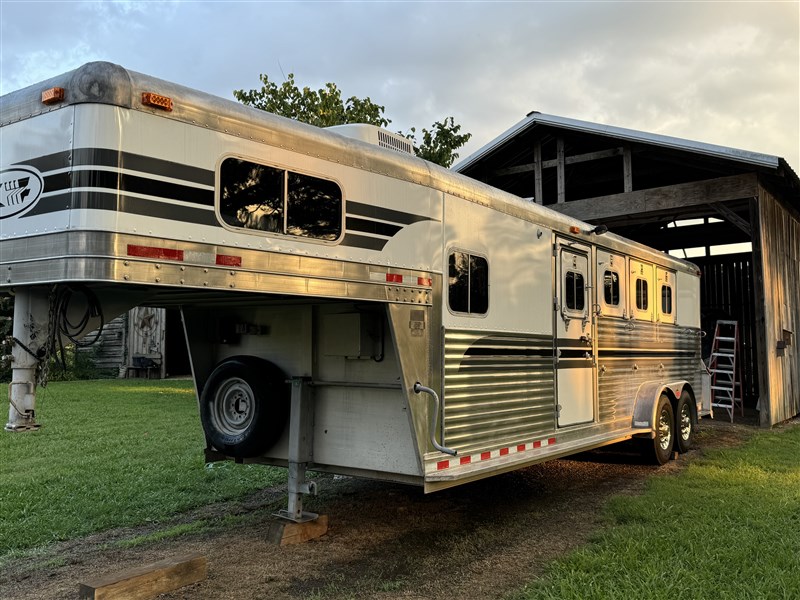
41 87 65 105
569 226 581 234
141 92 173 111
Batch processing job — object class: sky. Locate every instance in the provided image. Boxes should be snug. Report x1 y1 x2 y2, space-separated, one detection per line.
1 1 798 169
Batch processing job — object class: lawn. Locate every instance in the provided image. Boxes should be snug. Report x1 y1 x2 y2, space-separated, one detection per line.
513 422 800 600
0 379 282 560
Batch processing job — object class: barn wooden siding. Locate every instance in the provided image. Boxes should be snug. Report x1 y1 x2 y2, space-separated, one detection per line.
753 185 800 426
693 254 759 401
77 312 127 377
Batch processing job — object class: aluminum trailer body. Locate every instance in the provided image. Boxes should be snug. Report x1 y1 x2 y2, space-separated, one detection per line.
1 63 707 516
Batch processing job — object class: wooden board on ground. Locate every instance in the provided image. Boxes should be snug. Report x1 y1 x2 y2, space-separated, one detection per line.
78 553 207 600
267 514 329 546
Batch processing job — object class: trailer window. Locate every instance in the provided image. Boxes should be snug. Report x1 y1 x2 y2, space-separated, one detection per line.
603 270 620 306
219 158 341 240
661 284 673 315
565 271 585 311
635 278 649 311
448 252 488 315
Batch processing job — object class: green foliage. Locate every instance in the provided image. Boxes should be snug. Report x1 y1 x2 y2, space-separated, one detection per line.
512 425 800 600
0 380 282 558
234 73 389 129
405 117 472 168
235 73 471 168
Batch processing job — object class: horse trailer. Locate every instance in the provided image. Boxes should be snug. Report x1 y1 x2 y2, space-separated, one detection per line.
1 63 709 521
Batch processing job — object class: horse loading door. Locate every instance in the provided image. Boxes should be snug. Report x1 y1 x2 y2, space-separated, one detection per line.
555 239 595 427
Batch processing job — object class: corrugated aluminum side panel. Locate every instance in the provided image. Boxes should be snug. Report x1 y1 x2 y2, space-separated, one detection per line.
597 319 703 424
443 330 555 455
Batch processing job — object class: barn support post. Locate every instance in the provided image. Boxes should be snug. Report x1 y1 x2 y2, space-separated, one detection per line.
749 195 771 427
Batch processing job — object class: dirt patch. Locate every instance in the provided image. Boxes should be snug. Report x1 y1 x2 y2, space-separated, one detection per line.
0 416 761 600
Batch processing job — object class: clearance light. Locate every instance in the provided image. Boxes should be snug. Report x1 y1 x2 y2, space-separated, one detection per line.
569 226 581 234
41 87 65 105
141 92 173 112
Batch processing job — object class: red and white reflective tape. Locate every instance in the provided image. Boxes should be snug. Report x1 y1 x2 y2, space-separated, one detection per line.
127 244 242 267
369 272 432 287
435 437 557 471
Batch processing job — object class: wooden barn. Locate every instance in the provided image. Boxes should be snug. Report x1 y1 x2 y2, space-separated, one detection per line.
454 112 800 427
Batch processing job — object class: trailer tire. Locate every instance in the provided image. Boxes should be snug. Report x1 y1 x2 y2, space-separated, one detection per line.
675 390 695 454
200 357 289 458
649 393 675 465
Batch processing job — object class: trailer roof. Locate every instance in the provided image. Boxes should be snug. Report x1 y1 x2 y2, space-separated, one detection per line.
0 62 701 274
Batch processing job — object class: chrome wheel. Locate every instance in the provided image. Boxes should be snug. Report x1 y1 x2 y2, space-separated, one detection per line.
658 405 673 451
211 377 255 436
680 401 692 442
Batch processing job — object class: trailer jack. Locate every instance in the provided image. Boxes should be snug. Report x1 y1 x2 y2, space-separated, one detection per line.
5 289 49 432
275 377 319 523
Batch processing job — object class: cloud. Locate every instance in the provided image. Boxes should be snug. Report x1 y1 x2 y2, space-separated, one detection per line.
1 1 796 167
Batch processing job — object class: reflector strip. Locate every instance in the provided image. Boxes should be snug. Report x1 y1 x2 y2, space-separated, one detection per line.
368 272 433 287
127 244 183 261
127 244 242 267
216 254 242 267
434 437 557 471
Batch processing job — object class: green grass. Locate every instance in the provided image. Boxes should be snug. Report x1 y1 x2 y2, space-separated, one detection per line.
0 380 282 559
513 424 800 600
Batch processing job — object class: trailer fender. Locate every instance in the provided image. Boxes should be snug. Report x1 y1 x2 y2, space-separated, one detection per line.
631 380 691 437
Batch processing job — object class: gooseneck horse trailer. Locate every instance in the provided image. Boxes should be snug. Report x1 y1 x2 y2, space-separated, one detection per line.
1 63 708 521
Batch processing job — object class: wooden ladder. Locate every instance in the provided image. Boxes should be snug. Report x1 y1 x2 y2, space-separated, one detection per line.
709 320 744 422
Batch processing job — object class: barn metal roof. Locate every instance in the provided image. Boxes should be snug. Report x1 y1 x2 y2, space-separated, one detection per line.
454 111 798 189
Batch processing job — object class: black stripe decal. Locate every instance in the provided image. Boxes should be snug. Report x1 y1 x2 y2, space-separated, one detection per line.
17 151 70 173
341 233 388 251
559 349 591 359
346 217 401 237
598 349 697 358
70 170 213 206
464 347 553 357
22 191 217 226
14 148 215 187
347 200 435 225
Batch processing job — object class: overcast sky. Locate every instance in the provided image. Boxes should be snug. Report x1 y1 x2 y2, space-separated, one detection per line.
1 1 798 169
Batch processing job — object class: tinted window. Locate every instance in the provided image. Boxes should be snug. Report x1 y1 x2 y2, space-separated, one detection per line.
603 270 620 306
636 278 649 311
448 251 488 315
565 271 585 311
220 158 341 240
661 285 673 315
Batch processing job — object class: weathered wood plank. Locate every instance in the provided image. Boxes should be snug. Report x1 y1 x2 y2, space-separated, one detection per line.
556 137 565 204
549 173 758 221
533 141 543 205
494 147 624 176
267 515 329 546
78 554 207 600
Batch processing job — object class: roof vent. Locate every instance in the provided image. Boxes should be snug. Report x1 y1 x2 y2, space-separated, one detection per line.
327 123 415 156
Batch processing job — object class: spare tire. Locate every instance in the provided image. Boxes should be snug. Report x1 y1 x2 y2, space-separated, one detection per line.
200 356 289 458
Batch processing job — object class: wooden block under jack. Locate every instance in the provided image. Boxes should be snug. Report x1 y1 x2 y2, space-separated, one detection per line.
78 553 207 600
267 514 329 546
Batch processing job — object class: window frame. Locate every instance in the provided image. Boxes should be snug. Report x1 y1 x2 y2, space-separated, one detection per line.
215 153 345 244
656 267 676 324
447 249 490 317
629 259 654 322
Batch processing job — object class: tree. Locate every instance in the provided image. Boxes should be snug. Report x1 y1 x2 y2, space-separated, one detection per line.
234 74 471 168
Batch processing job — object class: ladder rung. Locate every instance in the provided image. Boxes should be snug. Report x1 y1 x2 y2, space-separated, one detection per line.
711 386 735 391
711 369 735 374
716 337 736 342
